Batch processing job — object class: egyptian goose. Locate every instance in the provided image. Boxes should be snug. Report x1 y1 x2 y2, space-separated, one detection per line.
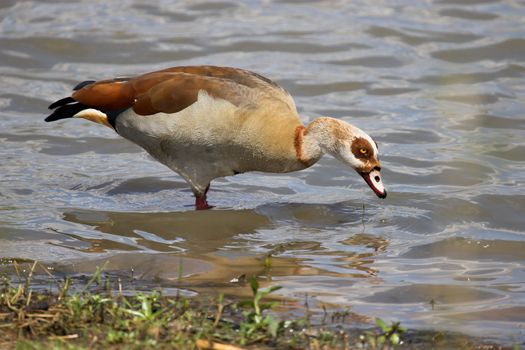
46 66 386 209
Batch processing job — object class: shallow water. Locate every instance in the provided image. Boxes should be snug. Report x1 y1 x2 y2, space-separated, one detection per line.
1 0 525 344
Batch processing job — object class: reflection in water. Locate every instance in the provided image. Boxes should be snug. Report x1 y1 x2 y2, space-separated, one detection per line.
61 208 272 253
33 204 391 301
56 204 387 282
0 0 524 343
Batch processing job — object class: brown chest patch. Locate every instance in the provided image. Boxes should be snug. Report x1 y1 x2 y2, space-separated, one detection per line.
294 125 311 166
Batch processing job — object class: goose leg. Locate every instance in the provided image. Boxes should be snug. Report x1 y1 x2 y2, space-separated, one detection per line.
195 184 212 210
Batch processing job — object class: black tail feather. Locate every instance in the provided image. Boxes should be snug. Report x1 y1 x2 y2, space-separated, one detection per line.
45 102 89 122
46 79 124 129
48 96 76 110
73 80 96 91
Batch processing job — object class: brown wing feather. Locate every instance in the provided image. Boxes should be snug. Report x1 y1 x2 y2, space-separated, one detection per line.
165 66 295 111
71 78 132 110
132 73 250 115
71 66 296 116
155 66 281 90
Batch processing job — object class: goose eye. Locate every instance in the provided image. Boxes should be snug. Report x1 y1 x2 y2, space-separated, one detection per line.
359 148 367 154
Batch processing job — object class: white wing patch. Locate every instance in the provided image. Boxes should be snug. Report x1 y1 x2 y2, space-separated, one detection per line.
74 108 111 128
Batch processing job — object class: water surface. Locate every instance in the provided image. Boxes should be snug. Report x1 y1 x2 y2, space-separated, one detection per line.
1 0 524 344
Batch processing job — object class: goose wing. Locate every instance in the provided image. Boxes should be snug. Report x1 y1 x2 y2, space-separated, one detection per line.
71 65 297 117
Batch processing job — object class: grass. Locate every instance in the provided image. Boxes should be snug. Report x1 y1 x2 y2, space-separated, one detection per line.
0 260 512 350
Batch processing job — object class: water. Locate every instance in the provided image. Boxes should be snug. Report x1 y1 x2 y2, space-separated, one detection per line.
1 0 525 344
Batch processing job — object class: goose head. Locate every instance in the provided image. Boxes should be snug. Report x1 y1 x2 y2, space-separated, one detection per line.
305 117 387 198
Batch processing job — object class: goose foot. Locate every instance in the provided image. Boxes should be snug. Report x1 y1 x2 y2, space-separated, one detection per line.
195 184 213 210
195 196 213 210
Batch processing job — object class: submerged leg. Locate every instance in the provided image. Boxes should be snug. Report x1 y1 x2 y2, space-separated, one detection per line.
195 184 212 210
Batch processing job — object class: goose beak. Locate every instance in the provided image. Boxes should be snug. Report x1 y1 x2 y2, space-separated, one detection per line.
359 167 387 199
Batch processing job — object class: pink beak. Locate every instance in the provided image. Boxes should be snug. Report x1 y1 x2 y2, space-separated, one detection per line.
359 168 387 199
